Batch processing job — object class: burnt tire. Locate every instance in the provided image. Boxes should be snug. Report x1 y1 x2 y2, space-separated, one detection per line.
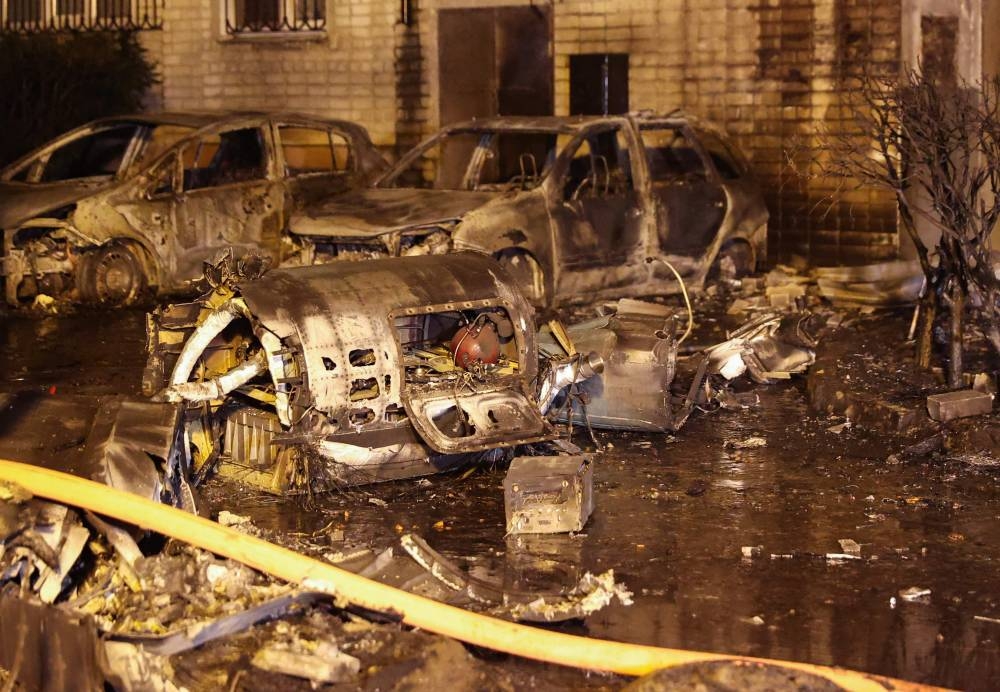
496 250 546 307
713 240 755 280
77 244 147 306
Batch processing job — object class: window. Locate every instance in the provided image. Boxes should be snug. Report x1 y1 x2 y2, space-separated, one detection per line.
182 128 267 191
697 131 745 180
224 0 325 35
145 154 178 197
278 126 351 176
640 127 708 182
1 0 162 31
381 130 561 191
38 125 140 182
132 124 198 170
562 128 634 200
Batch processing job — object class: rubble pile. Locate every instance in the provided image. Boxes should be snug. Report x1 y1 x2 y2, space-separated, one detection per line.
3 250 999 690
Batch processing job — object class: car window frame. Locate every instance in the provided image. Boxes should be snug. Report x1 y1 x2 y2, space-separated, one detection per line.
551 122 640 203
376 127 573 191
141 150 183 201
691 127 747 181
177 122 276 193
3 123 144 185
637 122 720 185
125 123 201 178
274 121 357 179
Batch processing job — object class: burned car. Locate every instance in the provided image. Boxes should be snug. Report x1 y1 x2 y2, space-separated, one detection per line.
1 112 386 306
287 112 768 307
143 252 572 493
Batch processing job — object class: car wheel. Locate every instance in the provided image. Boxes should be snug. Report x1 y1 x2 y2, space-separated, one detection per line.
714 240 755 280
496 250 546 306
77 243 147 306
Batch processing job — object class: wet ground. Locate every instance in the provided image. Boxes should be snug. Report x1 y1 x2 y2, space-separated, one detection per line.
2 303 1000 690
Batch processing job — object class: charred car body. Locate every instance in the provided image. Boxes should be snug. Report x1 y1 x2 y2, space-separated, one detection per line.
1 112 386 306
143 252 581 493
287 112 768 307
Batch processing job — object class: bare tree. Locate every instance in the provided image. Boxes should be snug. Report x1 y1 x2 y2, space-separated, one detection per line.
796 70 1000 387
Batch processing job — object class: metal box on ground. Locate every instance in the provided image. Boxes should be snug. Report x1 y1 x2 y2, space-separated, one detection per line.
504 455 593 534
927 389 993 422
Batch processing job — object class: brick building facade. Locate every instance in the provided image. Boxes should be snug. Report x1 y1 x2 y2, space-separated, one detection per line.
127 0 997 263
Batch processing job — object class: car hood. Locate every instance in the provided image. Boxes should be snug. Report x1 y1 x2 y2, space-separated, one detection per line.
289 188 497 238
0 180 113 229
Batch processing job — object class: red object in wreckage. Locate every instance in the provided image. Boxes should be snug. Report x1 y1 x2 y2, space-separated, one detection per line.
450 321 501 367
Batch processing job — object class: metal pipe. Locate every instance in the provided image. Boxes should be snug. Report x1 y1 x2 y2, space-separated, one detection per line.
537 352 604 414
168 298 247 388
163 351 268 403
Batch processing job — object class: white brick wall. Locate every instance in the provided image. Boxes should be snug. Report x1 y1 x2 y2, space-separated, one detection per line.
144 0 401 147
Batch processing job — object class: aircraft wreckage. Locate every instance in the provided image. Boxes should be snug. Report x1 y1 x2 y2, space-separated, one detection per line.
140 251 817 496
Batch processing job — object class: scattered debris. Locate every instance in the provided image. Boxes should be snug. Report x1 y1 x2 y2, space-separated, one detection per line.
725 436 767 450
926 389 994 422
398 533 630 622
504 455 593 534
252 637 360 684
741 545 762 560
824 553 862 563
898 586 932 603
951 452 1000 467
31 293 58 314
827 421 851 434
705 312 818 384
508 570 634 623
971 372 997 395
766 283 806 309
838 539 861 556
814 260 924 307
217 510 257 534
539 298 680 433
685 479 709 497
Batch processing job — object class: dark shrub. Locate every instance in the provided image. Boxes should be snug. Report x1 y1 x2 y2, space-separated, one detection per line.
0 31 158 167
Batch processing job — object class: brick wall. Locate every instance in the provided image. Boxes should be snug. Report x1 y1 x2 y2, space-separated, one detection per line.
147 0 904 265
547 0 902 264
143 0 402 148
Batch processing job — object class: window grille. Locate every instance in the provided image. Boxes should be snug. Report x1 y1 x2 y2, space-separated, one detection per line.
1 0 162 32
225 0 325 35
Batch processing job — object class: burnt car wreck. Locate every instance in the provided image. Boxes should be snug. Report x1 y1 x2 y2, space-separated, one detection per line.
143 252 591 493
288 112 768 307
0 112 386 307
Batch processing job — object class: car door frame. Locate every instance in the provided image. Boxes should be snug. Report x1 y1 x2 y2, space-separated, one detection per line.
2 121 146 185
544 119 655 299
166 118 286 283
639 120 731 264
271 118 369 217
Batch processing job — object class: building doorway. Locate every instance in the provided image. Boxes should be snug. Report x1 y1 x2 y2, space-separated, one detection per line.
437 5 553 126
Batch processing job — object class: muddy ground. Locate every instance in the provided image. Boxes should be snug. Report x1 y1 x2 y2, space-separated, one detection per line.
2 298 999 690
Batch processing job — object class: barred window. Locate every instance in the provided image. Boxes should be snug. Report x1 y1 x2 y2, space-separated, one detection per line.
225 0 324 35
1 0 162 31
